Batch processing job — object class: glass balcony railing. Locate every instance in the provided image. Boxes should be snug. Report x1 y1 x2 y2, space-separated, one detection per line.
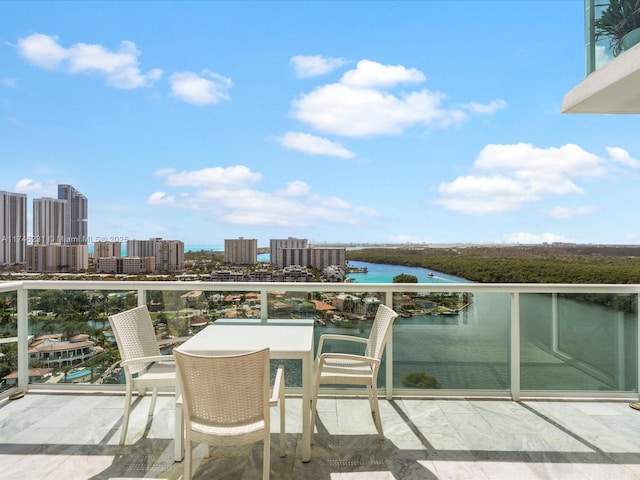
586 0 640 74
0 280 638 401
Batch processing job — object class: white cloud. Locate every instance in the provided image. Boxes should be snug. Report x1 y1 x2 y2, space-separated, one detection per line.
475 143 606 181
13 178 56 195
435 143 613 215
339 59 425 89
460 100 507 115
595 44 613 70
17 33 68 69
277 131 356 158
0 78 17 88
170 70 232 105
277 180 311 197
548 205 596 219
293 83 450 137
17 33 162 89
148 165 379 227
290 55 348 78
504 232 572 244
154 166 261 188
148 191 175 205
606 146 640 168
292 59 504 137
434 175 536 214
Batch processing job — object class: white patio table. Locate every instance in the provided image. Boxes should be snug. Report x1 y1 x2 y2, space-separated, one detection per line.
174 318 315 463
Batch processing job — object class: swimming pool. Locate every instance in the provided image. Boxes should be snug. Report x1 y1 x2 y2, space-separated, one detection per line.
65 368 91 381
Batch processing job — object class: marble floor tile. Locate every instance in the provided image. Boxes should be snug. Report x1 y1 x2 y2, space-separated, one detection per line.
2 393 640 479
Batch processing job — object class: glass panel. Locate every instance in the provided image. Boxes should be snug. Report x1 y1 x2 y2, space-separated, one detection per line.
0 290 18 392
393 291 511 391
520 293 638 392
0 291 17 338
268 289 387 388
149 289 214 339
27 289 138 386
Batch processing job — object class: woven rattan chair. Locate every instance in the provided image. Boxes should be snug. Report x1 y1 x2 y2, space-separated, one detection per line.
311 303 398 440
175 348 285 480
108 305 176 445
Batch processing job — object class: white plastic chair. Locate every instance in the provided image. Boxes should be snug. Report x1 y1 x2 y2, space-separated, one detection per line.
311 304 398 440
108 305 176 445
174 348 285 480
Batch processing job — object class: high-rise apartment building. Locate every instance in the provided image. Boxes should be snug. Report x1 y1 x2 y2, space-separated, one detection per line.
26 244 88 272
312 247 346 271
93 241 122 259
127 238 160 257
0 191 27 265
57 184 88 245
277 245 346 271
126 237 183 273
155 239 184 273
224 237 258 265
277 247 313 269
269 237 308 266
33 197 67 245
96 256 155 274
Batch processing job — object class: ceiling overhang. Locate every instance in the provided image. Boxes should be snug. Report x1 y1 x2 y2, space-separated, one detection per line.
562 43 640 114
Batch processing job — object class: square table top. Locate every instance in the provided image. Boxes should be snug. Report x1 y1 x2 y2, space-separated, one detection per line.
177 319 315 359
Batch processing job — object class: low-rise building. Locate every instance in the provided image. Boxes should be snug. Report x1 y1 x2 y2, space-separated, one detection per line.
28 333 100 368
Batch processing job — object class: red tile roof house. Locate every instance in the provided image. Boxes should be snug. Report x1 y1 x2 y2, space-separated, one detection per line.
27 334 99 368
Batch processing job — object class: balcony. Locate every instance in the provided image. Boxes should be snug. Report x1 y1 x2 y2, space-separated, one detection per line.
1 279 640 477
562 0 640 114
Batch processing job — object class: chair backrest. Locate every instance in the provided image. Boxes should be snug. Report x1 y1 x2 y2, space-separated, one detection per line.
175 348 270 429
108 305 161 376
365 304 398 360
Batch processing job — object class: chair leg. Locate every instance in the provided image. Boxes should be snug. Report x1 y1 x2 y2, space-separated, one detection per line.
184 436 192 480
148 386 158 417
263 433 270 480
279 393 286 457
369 382 384 440
120 383 133 445
310 376 321 444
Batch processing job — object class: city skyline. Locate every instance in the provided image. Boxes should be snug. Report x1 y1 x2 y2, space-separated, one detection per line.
2 1 640 246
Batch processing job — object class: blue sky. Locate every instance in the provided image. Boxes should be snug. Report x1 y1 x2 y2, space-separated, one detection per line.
2 1 639 247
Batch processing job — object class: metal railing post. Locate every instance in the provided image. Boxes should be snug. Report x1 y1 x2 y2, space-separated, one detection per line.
17 284 29 392
137 288 146 307
511 292 521 401
385 292 393 400
260 287 268 320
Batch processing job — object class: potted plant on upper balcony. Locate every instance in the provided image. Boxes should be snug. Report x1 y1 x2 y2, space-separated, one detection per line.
595 0 640 56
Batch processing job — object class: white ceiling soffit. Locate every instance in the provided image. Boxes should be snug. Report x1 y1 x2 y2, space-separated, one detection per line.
562 43 640 114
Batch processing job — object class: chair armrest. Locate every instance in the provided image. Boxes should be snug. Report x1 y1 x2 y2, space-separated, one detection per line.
121 354 175 367
316 334 369 358
318 352 380 369
270 364 285 405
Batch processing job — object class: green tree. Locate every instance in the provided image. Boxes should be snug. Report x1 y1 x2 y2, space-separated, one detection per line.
403 372 440 389
393 273 418 283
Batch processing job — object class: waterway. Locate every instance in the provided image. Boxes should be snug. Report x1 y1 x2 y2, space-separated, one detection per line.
346 260 469 284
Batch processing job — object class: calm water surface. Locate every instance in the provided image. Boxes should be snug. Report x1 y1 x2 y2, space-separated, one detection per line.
347 260 469 284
